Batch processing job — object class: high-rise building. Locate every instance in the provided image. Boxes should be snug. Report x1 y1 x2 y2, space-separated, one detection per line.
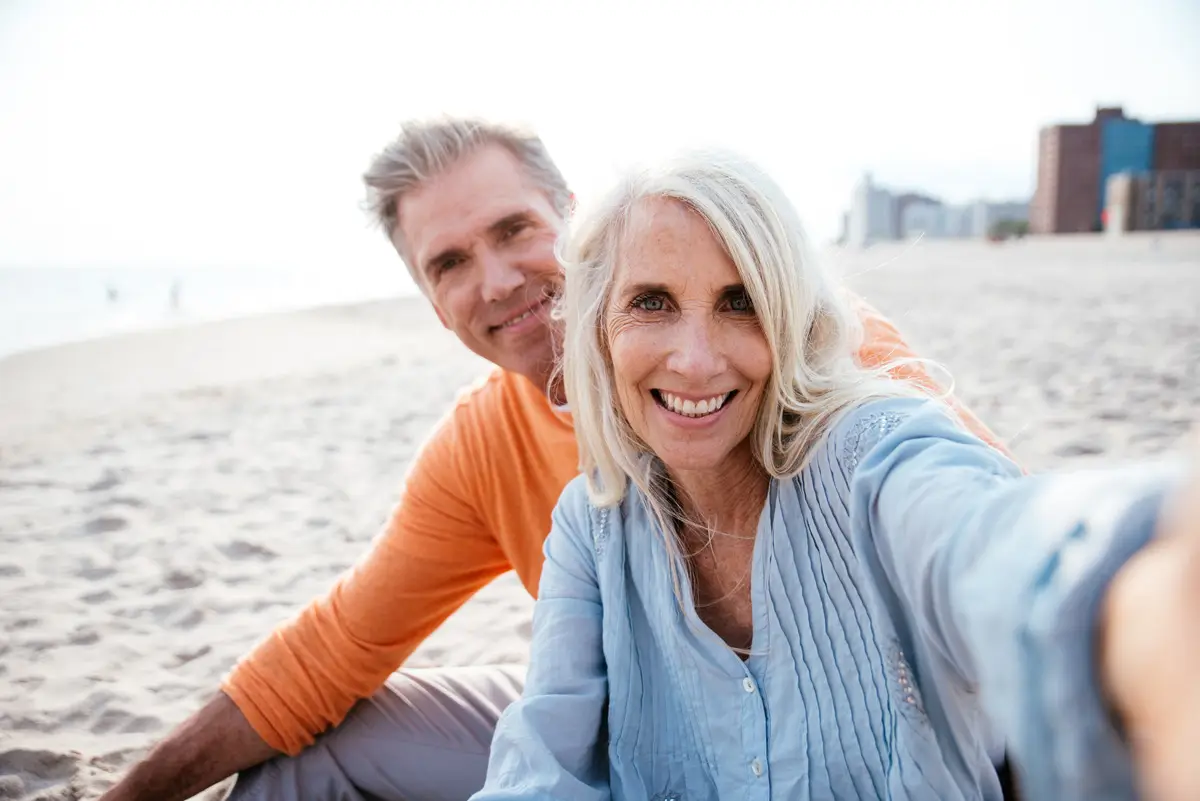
1031 107 1200 234
1105 171 1200 233
847 174 896 247
846 174 1028 245
899 199 944 239
1030 107 1122 234
1155 123 1200 171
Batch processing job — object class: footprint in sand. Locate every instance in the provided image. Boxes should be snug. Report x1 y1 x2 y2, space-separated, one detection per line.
169 645 212 667
75 562 117 581
1055 441 1106 458
89 708 162 736
79 589 115 604
83 515 128 535
106 495 146 509
182 430 229 443
163 567 205 590
68 627 101 646
218 539 277 561
0 748 76 799
86 470 124 493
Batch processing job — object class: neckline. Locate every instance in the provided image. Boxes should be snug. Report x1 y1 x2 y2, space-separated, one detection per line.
668 479 777 677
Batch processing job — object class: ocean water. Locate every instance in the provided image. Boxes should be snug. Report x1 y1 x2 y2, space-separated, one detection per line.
0 265 416 360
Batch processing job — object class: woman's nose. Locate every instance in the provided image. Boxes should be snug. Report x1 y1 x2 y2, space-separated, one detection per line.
665 315 726 380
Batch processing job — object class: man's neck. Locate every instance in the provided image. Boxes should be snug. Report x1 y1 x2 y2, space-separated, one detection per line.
508 367 569 410
545 374 567 408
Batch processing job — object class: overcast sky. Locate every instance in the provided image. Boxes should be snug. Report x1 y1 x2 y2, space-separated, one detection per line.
1 0 1197 282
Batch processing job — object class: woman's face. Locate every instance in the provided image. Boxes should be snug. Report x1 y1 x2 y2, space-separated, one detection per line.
605 197 772 477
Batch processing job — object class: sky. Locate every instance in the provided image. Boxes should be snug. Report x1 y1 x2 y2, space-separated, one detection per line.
0 0 1197 283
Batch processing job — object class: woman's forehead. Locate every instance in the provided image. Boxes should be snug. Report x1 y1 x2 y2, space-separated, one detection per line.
616 198 736 288
622 196 695 240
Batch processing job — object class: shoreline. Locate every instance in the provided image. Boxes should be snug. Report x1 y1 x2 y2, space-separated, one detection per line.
5 230 1195 364
0 295 462 445
0 289 420 364
1 295 417 364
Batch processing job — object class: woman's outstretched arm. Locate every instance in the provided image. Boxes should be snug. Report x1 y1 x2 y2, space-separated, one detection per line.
843 398 1190 801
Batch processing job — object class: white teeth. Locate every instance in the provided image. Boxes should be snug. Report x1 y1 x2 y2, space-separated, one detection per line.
661 391 729 418
501 309 533 328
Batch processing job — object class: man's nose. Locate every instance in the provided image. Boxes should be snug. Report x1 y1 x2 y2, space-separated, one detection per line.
480 251 525 304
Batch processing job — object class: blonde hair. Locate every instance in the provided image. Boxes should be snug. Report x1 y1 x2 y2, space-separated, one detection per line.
557 151 924 566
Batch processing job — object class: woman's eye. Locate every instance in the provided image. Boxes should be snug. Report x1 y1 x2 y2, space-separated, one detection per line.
728 292 753 313
632 294 666 312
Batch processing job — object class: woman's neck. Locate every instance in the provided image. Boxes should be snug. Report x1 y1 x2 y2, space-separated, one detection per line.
668 445 769 539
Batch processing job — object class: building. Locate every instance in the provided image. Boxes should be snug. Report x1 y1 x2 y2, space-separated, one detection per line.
899 198 943 239
1031 107 1200 234
970 200 1030 238
847 173 1029 244
1155 123 1200 171
846 174 896 247
1030 106 1121 234
894 192 945 238
1104 171 1200 233
940 204 974 239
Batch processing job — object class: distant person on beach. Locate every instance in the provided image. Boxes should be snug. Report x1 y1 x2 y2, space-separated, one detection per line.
99 120 1012 801
470 151 1200 801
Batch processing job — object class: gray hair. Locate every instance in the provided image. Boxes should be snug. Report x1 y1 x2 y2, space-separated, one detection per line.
558 151 926 598
363 118 572 278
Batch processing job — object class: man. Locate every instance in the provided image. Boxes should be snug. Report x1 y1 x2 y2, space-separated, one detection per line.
99 118 1010 801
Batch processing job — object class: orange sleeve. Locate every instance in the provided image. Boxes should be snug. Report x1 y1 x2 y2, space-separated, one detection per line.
220 401 510 755
852 293 1017 462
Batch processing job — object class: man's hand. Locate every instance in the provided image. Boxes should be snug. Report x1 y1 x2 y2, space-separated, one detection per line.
1101 446 1200 801
98 691 279 801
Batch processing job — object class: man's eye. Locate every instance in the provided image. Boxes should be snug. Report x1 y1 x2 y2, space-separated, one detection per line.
503 222 529 240
631 293 666 312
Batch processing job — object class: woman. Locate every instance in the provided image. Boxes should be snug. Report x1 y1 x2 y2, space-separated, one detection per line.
470 152 1198 801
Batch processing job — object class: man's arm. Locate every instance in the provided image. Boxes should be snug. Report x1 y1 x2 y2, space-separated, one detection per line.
99 692 276 801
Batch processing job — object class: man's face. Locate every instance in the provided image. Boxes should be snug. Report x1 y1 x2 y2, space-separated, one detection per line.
398 145 565 388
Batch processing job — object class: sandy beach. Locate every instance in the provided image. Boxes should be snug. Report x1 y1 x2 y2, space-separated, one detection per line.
2 234 1198 799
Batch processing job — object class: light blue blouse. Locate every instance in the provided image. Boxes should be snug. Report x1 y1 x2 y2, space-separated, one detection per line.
471 398 1179 801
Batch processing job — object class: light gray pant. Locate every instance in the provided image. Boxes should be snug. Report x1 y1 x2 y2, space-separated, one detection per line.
227 665 525 801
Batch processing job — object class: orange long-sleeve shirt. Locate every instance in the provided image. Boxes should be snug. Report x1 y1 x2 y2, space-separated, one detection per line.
221 300 1011 755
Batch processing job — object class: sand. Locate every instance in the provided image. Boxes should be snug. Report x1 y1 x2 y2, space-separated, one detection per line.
1 233 1197 799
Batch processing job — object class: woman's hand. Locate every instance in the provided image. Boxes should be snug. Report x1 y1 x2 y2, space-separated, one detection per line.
1101 445 1200 801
